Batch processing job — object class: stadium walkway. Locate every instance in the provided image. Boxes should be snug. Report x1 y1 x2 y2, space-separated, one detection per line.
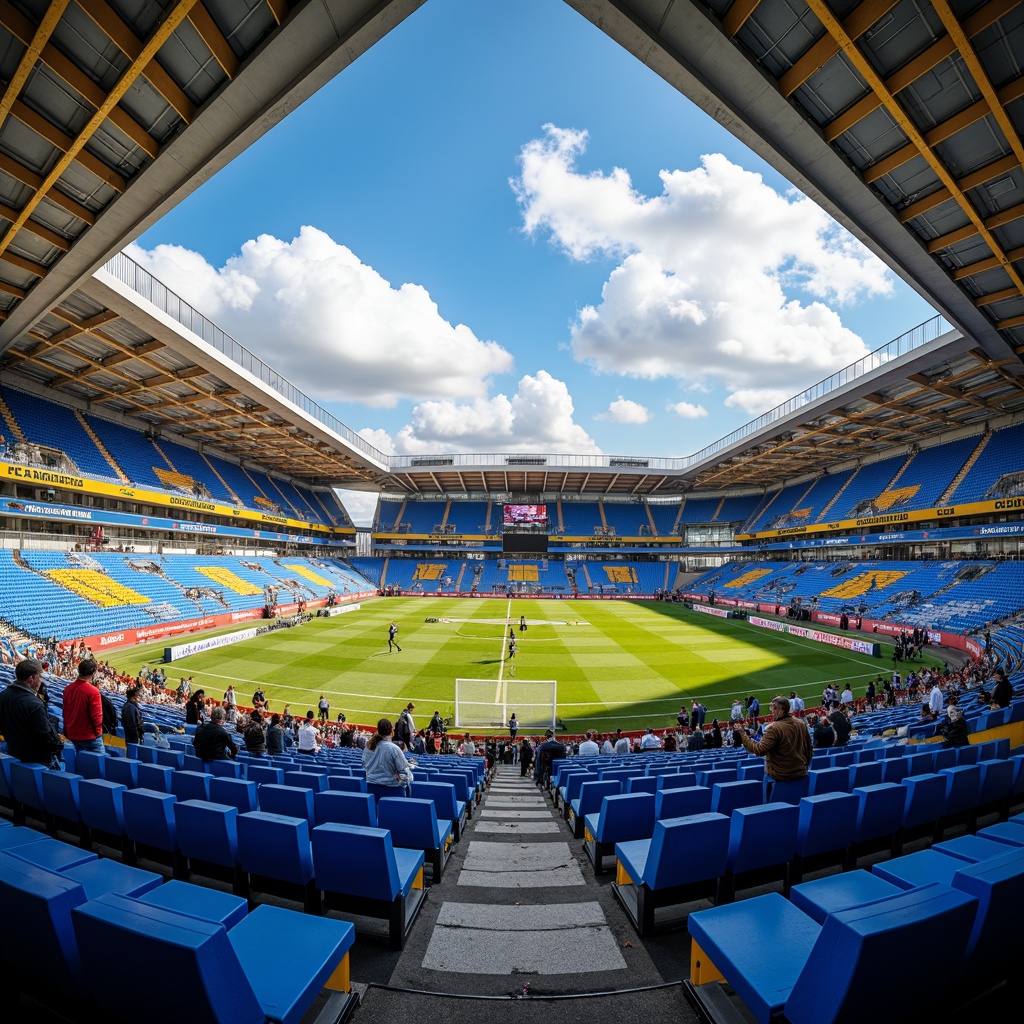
351 764 698 1023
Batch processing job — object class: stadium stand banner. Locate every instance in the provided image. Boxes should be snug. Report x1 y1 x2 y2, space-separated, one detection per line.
164 626 262 662
811 612 982 658
735 495 1024 540
0 496 351 546
318 602 362 617
0 460 352 536
748 615 880 656
690 603 734 619
78 589 376 653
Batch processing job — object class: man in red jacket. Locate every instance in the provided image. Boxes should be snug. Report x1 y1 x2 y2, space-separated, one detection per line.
63 658 105 754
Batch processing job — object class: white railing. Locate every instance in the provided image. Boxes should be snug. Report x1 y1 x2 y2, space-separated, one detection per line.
103 251 953 475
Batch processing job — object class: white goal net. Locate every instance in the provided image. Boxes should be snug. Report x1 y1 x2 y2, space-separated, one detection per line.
454 678 557 730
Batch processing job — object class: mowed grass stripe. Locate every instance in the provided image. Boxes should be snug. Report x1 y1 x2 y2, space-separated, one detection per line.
111 598 938 733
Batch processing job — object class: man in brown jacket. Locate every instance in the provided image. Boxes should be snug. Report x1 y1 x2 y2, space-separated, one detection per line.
732 695 812 783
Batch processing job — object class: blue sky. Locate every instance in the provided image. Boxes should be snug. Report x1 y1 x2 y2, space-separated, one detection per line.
134 0 936 475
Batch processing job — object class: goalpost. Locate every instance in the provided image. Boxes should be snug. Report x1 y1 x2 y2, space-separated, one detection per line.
454 678 558 730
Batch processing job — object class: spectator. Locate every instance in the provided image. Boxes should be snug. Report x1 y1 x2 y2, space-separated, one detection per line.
121 685 145 746
243 711 267 756
63 658 105 755
0 659 64 766
732 696 812 786
639 727 661 751
297 711 321 755
363 718 413 792
613 728 631 755
828 705 852 747
185 690 206 725
939 705 969 748
266 713 287 755
533 729 566 785
192 707 237 762
579 730 599 756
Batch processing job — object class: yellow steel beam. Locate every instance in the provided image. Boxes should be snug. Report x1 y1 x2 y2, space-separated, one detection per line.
0 0 70 129
0 0 201 263
265 0 288 26
816 0 1019 132
932 0 1024 172
0 0 159 158
76 0 195 122
723 0 762 37
803 0 1024 299
0 200 69 251
8 96 126 192
864 74 1024 184
779 0 901 97
188 4 238 79
0 152 95 224
951 244 1024 281
897 154 1017 224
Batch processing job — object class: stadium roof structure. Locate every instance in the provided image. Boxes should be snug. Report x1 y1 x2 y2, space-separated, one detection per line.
2 0 1024 500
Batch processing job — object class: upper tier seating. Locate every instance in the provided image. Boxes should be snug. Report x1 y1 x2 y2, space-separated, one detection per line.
0 385 121 482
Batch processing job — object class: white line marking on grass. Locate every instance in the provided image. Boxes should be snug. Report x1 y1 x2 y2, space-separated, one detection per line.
494 597 513 705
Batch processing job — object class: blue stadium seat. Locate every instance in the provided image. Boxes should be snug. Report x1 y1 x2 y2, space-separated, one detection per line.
583 792 656 875
569 780 621 839
790 793 858 885
209 777 259 814
846 782 906 868
377 796 453 882
613 812 730 935
170 770 212 803
718 802 799 904
326 775 367 794
258 784 315 824
711 780 763 817
136 763 173 793
410 781 466 840
71 894 356 1024
314 791 377 829
313 822 427 950
656 786 712 820
122 788 185 878
686 885 977 1024
174 799 245 895
237 810 318 914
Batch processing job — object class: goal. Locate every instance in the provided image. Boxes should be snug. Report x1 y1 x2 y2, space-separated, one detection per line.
454 678 557 730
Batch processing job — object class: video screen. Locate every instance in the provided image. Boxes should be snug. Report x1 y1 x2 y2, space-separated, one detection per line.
503 504 547 526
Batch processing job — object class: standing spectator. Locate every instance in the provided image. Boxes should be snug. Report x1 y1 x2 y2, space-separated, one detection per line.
840 685 854 707
533 729 566 785
519 736 534 778
509 712 518 742
185 690 206 725
828 705 852 747
0 659 64 766
732 696 812 787
223 685 237 709
613 729 631 755
121 685 145 746
789 692 805 714
396 703 415 746
297 711 321 755
63 658 105 755
317 695 330 722
579 730 599 756
730 699 744 723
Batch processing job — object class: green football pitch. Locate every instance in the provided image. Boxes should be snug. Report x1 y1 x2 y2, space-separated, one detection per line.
114 597 937 734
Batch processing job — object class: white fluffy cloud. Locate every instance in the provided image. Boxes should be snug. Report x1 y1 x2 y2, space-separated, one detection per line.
597 397 650 424
334 488 379 528
513 126 894 415
669 401 708 419
125 228 512 407
386 370 599 454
